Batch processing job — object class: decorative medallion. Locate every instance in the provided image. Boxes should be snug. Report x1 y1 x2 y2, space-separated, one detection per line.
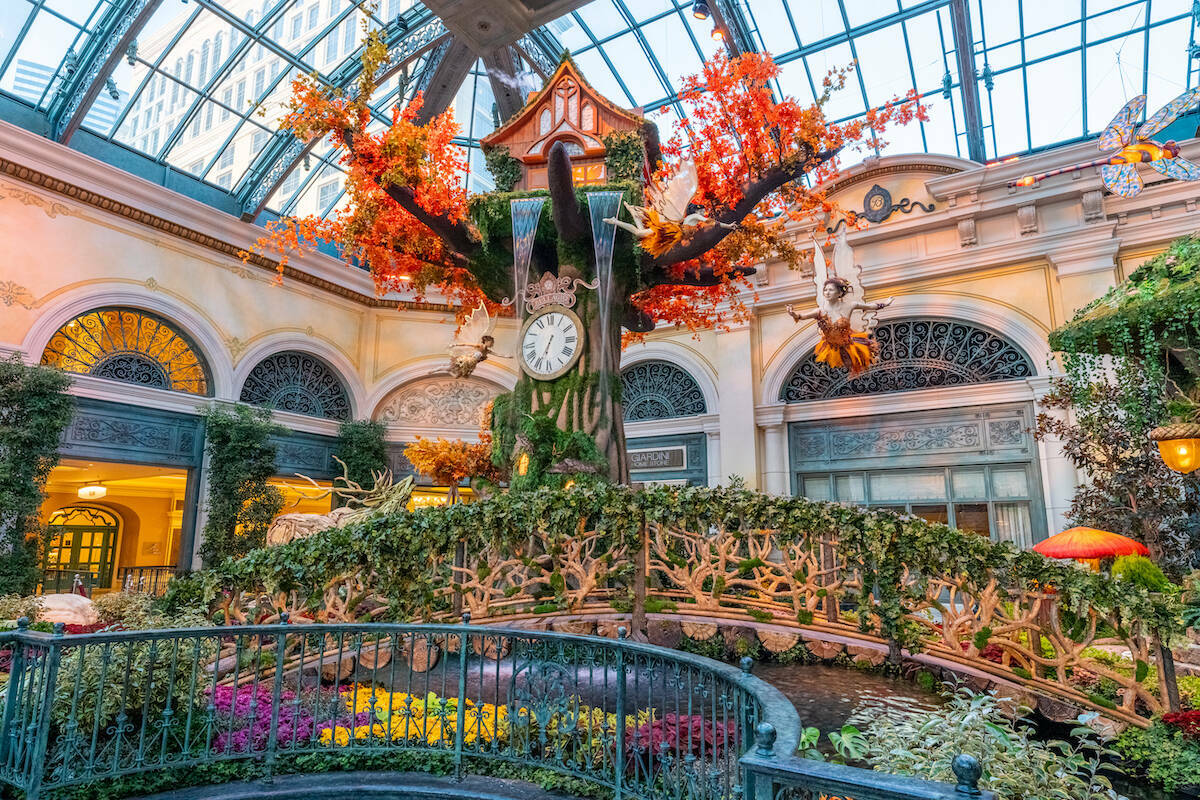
506 271 599 315
41 307 211 395
831 184 935 230
0 280 35 309
376 378 498 428
780 318 1034 402
239 351 352 421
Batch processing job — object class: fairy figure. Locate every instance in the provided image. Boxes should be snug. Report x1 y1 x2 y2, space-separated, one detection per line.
447 303 508 378
604 160 733 256
786 229 893 376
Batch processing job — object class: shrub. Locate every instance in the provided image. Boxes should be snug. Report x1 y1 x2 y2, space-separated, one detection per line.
1115 719 1200 792
92 591 153 625
0 593 42 622
859 684 1121 800
335 420 389 490
1164 710 1200 740
1112 555 1172 592
482 146 521 192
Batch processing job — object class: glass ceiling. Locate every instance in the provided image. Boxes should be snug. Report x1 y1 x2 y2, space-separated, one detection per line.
2 0 1198 224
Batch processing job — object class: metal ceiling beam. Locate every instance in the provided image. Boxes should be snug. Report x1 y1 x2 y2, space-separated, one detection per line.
948 0 986 163
236 9 450 220
46 0 165 144
483 45 530 123
711 0 757 57
770 0 950 67
413 38 476 125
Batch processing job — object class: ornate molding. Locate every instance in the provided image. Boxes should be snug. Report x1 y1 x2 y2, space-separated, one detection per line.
823 161 963 196
375 378 498 428
1017 204 1038 235
621 361 707 421
957 218 977 247
0 157 482 314
0 281 35 309
0 180 75 218
1081 189 1104 222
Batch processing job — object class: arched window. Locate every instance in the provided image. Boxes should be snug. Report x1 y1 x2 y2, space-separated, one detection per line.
45 506 120 590
621 361 707 421
780 318 1035 403
41 307 212 395
239 351 352 420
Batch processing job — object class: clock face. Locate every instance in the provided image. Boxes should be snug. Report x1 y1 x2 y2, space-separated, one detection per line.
520 308 582 379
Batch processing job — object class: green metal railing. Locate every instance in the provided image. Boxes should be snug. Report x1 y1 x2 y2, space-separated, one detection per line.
0 618 988 800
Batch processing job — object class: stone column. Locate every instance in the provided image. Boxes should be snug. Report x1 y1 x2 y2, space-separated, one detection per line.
704 422 722 488
715 319 759 488
1028 375 1080 537
758 405 789 495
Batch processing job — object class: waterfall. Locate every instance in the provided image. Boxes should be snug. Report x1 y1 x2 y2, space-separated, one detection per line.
509 197 546 325
586 191 624 409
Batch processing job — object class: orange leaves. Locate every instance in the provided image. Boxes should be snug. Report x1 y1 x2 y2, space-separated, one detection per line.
404 437 502 488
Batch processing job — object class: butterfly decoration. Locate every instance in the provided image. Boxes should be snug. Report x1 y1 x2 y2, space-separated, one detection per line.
1011 88 1200 198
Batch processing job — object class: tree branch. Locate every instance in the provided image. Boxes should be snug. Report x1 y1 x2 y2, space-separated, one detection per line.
546 141 588 254
644 146 839 276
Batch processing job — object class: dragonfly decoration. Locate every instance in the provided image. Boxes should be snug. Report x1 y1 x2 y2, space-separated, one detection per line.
1011 88 1200 198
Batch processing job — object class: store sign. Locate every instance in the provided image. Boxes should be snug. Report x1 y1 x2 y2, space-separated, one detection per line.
628 446 687 472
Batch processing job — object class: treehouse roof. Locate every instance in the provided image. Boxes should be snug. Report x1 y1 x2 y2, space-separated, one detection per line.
479 56 646 156
1049 235 1200 356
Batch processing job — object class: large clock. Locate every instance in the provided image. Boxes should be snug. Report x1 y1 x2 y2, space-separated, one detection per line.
519 305 583 380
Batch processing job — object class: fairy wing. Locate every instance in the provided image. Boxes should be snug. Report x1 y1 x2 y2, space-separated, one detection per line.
1137 88 1200 141
809 236 829 291
653 160 699 222
1149 156 1200 182
451 303 491 346
1099 95 1146 151
1101 163 1143 198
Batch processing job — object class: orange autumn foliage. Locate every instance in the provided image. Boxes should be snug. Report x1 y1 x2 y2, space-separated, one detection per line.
245 32 924 342
404 437 503 488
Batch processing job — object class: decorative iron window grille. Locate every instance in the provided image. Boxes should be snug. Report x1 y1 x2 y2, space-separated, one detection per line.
621 360 707 421
239 351 352 421
41 308 211 395
780 318 1035 403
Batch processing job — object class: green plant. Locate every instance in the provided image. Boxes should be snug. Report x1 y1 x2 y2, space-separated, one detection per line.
335 419 389 490
602 130 645 183
1113 555 1172 592
92 590 154 625
0 593 42 621
1115 719 1200 792
0 354 73 594
483 146 522 192
859 684 1123 800
200 404 285 563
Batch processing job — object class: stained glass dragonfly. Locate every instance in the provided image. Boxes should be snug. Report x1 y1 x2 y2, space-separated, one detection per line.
1011 88 1200 198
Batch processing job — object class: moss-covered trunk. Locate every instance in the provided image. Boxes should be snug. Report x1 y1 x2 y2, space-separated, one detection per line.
492 290 628 487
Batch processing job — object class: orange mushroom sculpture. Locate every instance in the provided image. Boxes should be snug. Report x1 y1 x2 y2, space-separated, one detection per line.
1033 526 1148 569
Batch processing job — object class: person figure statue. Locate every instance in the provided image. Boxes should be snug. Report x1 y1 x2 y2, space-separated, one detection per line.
447 305 508 378
786 230 893 376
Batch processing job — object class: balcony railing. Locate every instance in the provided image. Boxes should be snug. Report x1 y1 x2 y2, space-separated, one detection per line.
117 565 176 596
0 619 988 800
36 569 94 596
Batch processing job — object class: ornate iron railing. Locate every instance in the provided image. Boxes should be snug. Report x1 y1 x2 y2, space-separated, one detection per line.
0 619 986 800
117 565 176 596
37 569 94 596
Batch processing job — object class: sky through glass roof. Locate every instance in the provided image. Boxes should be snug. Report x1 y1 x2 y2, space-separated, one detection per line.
1 0 1197 224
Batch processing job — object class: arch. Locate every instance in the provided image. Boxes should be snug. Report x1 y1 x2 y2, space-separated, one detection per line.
762 294 1052 403
620 361 707 421
40 307 213 396
550 136 585 157
621 344 719 413
233 335 366 420
45 505 122 589
23 285 236 399
239 350 354 421
363 356 517 417
374 375 501 431
778 317 1036 403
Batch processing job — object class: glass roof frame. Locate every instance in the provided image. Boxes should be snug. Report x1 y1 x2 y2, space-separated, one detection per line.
1 0 1197 227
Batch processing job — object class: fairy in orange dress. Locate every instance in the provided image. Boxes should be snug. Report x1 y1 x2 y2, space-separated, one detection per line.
786 231 892 377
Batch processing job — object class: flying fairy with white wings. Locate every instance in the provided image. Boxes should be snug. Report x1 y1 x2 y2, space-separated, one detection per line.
603 160 734 257
786 229 893 377
1011 88 1200 197
446 303 509 379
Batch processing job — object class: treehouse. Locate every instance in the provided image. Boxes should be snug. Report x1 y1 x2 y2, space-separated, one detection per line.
480 57 645 191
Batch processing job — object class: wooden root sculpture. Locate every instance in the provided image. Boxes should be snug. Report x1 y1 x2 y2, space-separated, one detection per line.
266 455 414 546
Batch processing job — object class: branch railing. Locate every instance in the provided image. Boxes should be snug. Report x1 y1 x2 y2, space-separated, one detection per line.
0 619 987 800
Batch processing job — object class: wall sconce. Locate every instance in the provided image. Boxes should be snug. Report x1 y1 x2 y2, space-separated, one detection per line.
517 452 530 476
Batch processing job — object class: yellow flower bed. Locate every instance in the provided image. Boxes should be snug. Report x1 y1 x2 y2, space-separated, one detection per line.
317 686 507 748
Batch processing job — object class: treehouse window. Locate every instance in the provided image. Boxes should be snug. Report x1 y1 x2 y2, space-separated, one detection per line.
539 108 551 135
571 163 605 184
581 102 595 131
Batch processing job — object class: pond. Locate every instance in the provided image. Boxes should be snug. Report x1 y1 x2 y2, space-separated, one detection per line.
754 662 1174 800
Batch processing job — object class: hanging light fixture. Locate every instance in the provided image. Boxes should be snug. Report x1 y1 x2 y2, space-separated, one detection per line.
77 483 107 500
711 26 725 41
1151 424 1200 473
692 1 710 20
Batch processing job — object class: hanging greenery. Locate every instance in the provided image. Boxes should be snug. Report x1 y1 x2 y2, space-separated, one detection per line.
0 355 73 595
602 130 645 183
200 404 284 563
334 420 388 489
482 146 522 193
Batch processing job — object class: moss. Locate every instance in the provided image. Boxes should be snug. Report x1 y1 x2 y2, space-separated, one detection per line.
482 146 521 192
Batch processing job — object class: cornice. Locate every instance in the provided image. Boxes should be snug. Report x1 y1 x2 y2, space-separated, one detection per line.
624 413 718 439
756 379 1037 424
820 154 970 196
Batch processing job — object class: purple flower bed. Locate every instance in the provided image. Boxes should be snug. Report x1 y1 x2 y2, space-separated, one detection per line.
208 684 316 754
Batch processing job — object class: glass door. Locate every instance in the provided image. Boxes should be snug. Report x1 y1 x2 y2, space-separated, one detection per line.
44 507 119 590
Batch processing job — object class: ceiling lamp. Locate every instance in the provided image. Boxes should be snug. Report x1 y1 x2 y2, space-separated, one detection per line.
692 1 710 20
1151 424 1200 474
77 483 107 500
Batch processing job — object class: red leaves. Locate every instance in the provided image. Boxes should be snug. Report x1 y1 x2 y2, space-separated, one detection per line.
1163 711 1200 739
